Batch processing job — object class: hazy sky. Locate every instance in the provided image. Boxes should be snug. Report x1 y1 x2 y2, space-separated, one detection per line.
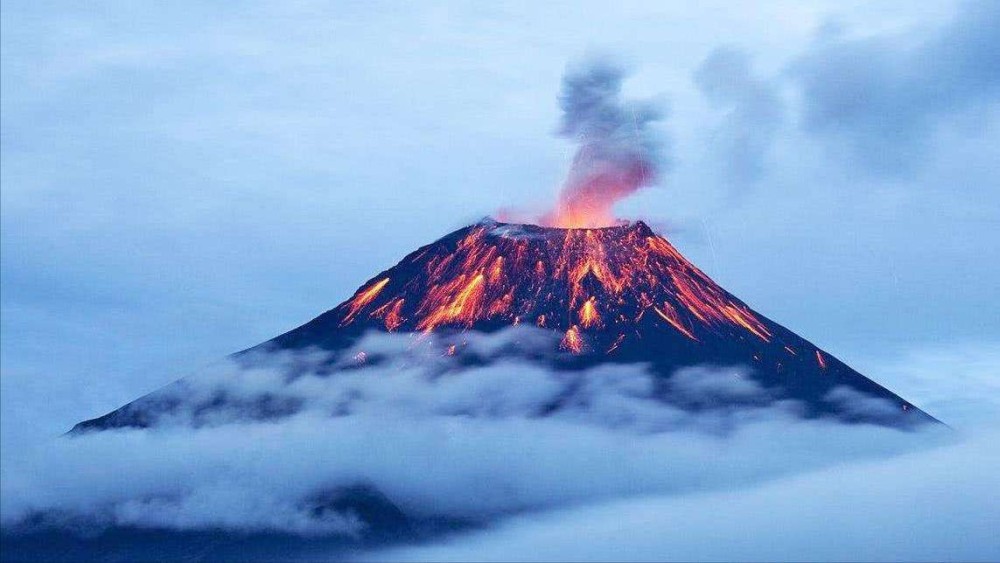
2 0 999 442
2 4 1000 560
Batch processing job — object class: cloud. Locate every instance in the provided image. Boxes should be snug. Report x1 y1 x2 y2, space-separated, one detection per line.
365 338 1000 561
667 365 769 405
860 340 1000 430
824 386 908 424
789 0 1000 175
3 3 999 454
373 429 1000 562
542 56 667 227
1 330 950 544
694 46 784 183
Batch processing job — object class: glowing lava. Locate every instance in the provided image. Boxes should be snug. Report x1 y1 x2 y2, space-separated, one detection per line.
816 350 828 370
561 325 583 353
335 220 776 354
579 297 601 328
341 277 389 324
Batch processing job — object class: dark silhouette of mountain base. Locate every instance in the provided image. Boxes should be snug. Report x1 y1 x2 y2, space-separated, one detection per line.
1 484 473 563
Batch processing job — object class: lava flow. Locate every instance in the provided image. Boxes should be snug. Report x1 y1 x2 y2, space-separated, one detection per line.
334 219 772 353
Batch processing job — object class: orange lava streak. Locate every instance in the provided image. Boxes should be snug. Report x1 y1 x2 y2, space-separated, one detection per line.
653 305 698 341
341 278 390 324
378 298 405 331
816 350 828 370
721 305 772 341
488 292 513 317
645 236 683 260
489 256 505 283
418 273 485 331
607 333 625 354
562 232 628 303
561 325 583 353
666 264 770 342
579 297 601 328
337 222 774 344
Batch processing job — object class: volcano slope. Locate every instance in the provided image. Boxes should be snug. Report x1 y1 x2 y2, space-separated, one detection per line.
73 219 936 433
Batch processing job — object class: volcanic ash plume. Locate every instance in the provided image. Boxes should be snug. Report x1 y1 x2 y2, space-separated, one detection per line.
543 58 664 228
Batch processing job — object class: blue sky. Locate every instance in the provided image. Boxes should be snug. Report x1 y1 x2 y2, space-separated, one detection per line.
2 0 999 444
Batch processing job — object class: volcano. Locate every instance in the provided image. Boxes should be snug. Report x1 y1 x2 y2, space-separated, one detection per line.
73 218 935 433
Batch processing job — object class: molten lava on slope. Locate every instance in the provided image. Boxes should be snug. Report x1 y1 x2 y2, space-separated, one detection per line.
335 219 770 348
251 217 934 426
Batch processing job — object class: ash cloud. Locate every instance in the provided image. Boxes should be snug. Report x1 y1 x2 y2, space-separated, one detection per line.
689 1 1000 181
543 57 666 227
789 0 1000 175
694 46 784 184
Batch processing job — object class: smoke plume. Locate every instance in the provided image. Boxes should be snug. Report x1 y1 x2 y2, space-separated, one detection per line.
542 58 665 228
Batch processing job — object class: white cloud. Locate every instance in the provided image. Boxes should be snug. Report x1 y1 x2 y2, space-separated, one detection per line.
860 340 1000 429
1 331 954 540
373 429 1000 562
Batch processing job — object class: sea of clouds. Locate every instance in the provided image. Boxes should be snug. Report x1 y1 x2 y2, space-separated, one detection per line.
3 329 996 561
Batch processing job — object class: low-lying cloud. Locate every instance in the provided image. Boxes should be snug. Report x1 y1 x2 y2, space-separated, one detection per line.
1 329 953 543
374 429 1000 562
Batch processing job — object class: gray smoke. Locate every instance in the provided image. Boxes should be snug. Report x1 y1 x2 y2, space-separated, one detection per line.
694 46 784 183
543 57 665 227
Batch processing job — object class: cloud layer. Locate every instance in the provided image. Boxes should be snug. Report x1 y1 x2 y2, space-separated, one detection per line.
374 429 1000 562
1 331 952 542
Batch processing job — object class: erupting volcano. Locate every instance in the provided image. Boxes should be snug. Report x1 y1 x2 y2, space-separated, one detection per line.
292 219 771 345
74 218 935 433
71 58 935 433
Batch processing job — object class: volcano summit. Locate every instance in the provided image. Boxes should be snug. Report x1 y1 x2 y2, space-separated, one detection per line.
73 218 935 432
